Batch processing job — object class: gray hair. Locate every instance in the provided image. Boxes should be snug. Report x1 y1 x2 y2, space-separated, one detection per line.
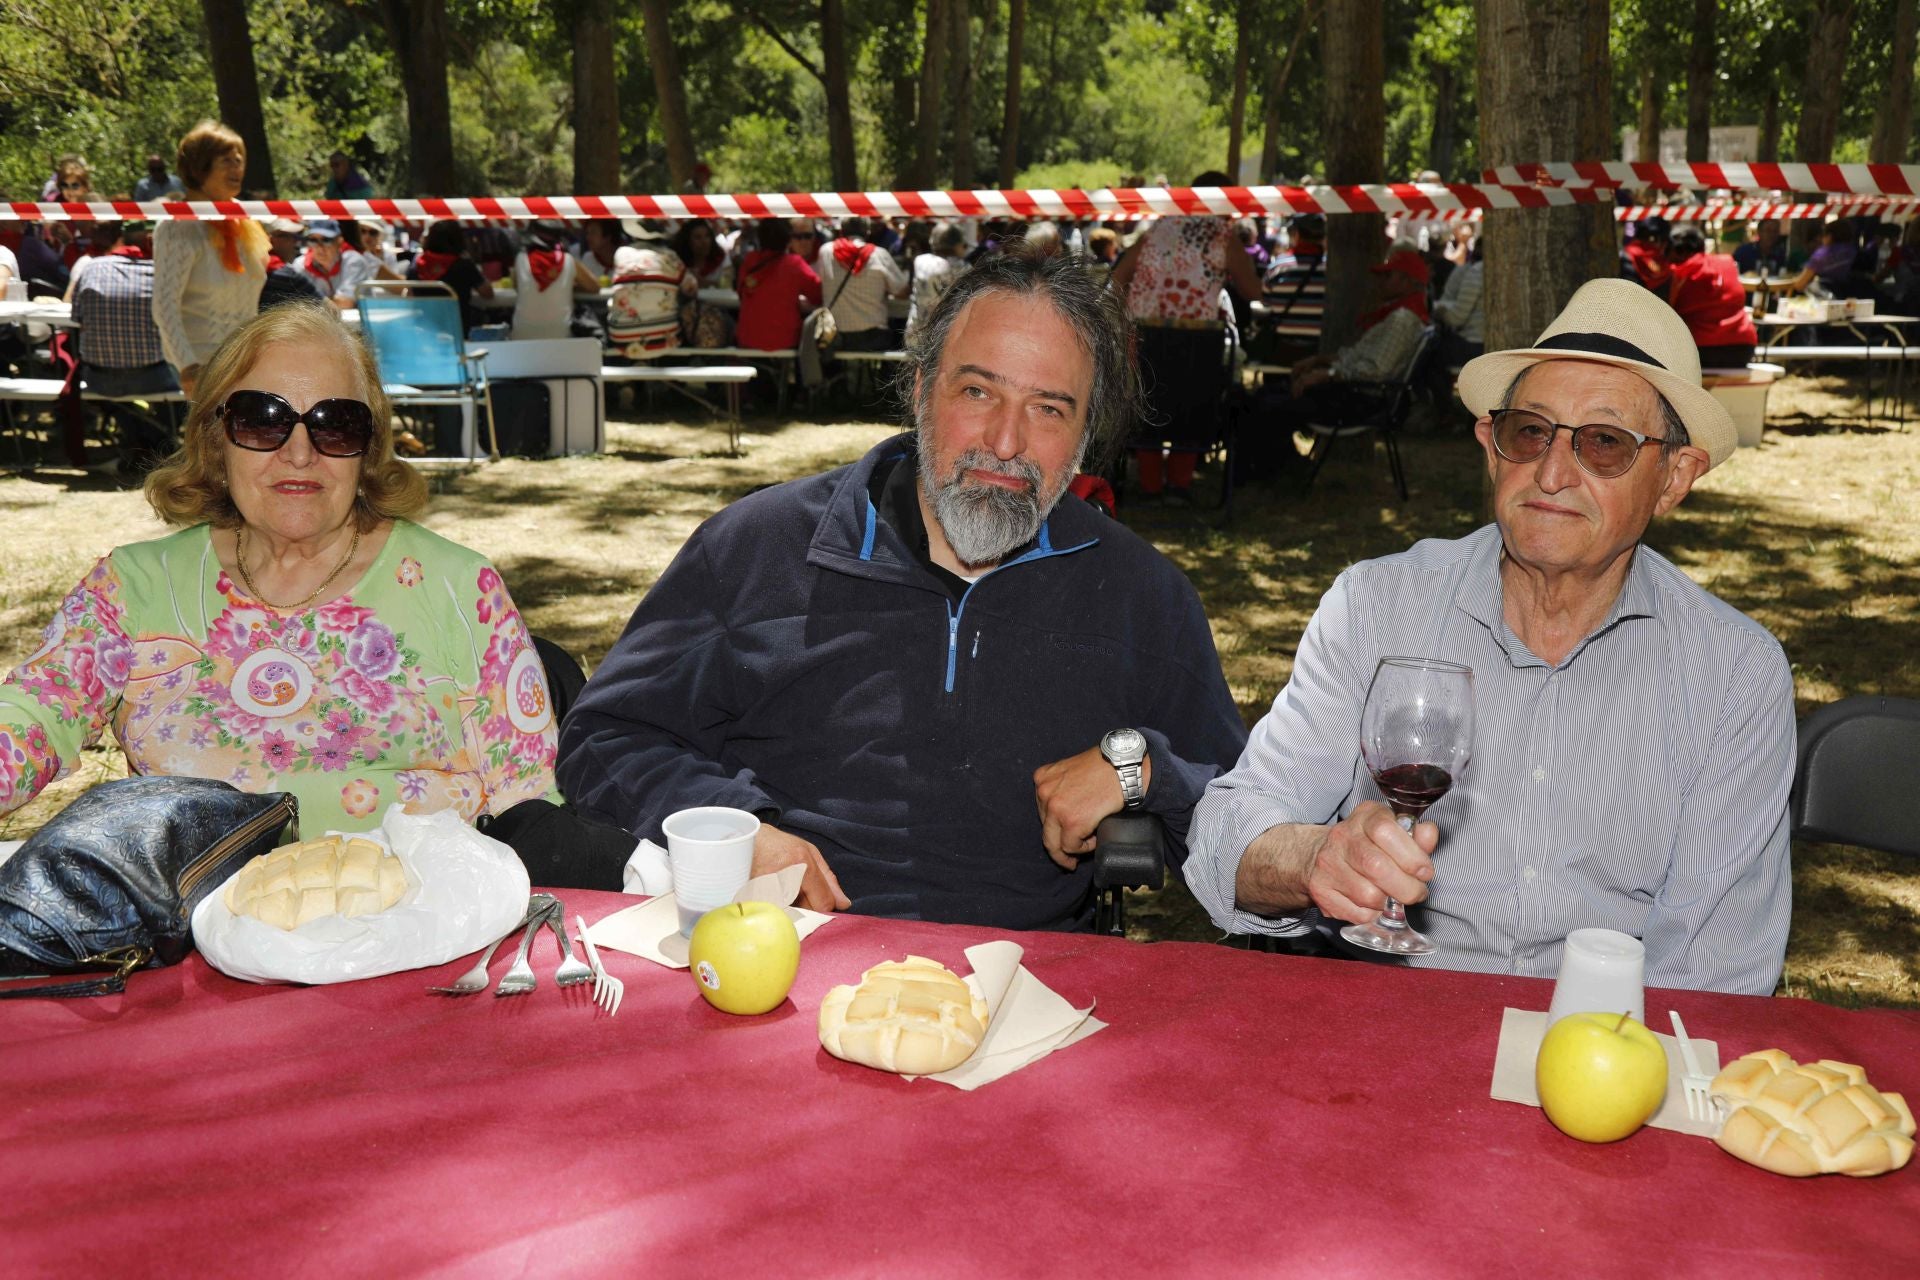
1499 364 1690 462
903 250 1142 474
933 221 967 255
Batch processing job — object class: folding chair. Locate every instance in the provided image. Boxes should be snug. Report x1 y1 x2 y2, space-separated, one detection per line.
355 280 497 460
1300 327 1440 502
1793 695 1920 859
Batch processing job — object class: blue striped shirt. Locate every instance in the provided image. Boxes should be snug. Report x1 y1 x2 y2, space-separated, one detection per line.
1187 524 1795 995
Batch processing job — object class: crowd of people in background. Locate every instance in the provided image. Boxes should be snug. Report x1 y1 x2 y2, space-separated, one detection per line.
6 129 1919 492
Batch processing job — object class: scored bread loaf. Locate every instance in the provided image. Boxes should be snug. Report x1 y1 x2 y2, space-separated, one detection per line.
224 836 408 930
1711 1049 1915 1177
818 955 991 1075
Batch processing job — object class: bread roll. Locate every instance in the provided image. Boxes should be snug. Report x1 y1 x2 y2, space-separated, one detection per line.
225 836 409 930
818 956 991 1075
1712 1049 1915 1177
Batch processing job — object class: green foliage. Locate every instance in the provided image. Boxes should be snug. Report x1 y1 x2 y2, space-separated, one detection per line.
0 0 1900 201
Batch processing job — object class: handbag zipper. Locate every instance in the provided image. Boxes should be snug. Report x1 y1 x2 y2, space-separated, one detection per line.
177 794 299 900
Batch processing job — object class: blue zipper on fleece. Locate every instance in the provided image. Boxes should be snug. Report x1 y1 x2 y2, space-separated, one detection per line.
940 522 1094 694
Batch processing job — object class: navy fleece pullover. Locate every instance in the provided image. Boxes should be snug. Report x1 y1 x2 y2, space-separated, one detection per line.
557 434 1248 931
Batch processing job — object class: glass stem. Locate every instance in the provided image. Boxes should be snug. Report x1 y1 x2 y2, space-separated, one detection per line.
1377 812 1418 930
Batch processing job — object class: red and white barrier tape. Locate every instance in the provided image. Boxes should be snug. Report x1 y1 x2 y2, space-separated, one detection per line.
1480 161 1920 195
0 182 1613 223
1396 197 1917 223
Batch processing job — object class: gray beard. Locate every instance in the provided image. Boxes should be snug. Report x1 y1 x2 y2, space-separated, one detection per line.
917 437 1081 569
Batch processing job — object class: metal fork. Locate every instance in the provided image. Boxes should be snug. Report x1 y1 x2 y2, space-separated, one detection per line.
1669 1010 1726 1127
427 899 545 995
541 902 593 987
576 914 623 1017
493 909 548 997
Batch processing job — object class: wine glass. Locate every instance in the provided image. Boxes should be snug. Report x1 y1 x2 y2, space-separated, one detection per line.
1339 655 1474 956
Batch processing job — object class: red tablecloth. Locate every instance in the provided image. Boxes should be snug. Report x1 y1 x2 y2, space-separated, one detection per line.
4 889 1917 1278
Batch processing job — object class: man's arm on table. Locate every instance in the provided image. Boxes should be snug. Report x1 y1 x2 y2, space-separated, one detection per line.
1034 575 1251 869
555 528 848 911
1641 640 1796 995
1186 568 1436 934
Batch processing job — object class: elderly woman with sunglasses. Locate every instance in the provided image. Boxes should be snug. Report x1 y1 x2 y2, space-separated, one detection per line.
0 303 560 836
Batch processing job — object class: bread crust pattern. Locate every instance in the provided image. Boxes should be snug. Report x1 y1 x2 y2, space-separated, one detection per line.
818 955 991 1075
1711 1049 1914 1177
224 836 409 930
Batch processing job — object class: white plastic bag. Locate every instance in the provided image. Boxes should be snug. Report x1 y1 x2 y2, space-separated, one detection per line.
192 803 531 985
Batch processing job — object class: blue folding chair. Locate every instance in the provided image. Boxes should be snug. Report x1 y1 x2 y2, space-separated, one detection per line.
354 280 496 460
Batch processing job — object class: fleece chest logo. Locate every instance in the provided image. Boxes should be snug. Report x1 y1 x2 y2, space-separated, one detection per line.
1046 632 1117 659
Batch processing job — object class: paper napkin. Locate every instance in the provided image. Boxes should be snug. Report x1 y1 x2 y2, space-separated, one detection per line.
913 940 1105 1091
1490 1007 1725 1138
587 863 835 970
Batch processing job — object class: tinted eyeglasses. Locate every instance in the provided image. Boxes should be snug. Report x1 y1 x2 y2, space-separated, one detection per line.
216 390 375 458
1487 408 1666 480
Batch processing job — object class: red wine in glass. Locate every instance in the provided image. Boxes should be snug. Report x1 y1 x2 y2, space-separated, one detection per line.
1341 657 1474 957
1370 763 1454 818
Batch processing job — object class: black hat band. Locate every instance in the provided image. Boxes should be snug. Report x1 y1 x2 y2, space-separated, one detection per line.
1534 331 1667 370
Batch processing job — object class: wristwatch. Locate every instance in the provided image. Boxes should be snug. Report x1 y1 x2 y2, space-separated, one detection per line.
1101 728 1148 810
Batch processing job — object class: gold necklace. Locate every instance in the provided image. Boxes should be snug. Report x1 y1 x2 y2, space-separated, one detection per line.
236 523 362 611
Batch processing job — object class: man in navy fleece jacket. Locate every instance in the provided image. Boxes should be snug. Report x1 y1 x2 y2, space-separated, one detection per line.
557 253 1247 931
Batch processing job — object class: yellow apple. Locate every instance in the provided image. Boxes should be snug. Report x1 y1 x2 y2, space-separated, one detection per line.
687 902 801 1015
1536 1012 1669 1143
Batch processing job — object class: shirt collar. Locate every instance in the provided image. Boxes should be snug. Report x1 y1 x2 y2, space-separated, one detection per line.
1456 524 1662 668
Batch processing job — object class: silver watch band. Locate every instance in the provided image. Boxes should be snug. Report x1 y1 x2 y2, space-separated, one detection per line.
1115 761 1145 809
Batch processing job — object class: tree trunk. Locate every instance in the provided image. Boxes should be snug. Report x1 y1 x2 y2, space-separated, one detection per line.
1684 0 1715 163
1427 62 1457 179
1260 2 1317 183
999 0 1026 186
570 0 621 193
822 0 859 190
1759 83 1780 162
1226 0 1253 179
1319 0 1385 354
1795 2 1855 164
639 0 696 191
1635 64 1662 164
1476 0 1614 354
377 0 457 195
1794 2 1855 252
1872 0 1918 163
199 0 277 194
950 0 977 187
915 0 949 188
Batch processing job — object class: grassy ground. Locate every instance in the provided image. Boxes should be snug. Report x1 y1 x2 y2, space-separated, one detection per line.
3 372 1916 1007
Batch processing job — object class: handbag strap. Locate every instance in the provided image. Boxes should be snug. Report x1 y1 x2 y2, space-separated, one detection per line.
824 261 856 310
0 945 151 1000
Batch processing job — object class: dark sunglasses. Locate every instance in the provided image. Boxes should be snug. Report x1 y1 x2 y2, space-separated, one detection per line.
216 390 375 458
1487 408 1666 480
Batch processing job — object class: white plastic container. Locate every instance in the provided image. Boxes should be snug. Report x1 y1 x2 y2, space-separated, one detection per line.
1703 362 1784 449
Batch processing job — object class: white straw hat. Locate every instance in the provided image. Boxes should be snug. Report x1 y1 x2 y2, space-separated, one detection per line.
1457 277 1737 468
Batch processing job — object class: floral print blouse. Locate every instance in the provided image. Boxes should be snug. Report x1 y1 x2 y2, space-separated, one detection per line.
1124 218 1233 324
0 521 559 837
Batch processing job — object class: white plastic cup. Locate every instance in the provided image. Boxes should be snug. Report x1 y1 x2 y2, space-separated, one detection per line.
662 806 759 937
4 279 27 303
1547 928 1646 1028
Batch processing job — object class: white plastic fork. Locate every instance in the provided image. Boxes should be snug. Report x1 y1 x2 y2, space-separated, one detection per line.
576 914 623 1017
1669 1010 1726 1127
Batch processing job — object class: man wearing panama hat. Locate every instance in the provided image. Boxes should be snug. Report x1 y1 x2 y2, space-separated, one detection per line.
1187 278 1795 994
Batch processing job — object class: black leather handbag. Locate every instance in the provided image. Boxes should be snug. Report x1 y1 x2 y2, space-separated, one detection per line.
0 777 297 998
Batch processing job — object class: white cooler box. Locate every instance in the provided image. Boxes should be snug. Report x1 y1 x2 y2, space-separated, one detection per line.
1702 362 1785 450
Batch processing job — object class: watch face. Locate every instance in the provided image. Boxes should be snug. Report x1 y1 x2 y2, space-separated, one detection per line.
1103 728 1147 764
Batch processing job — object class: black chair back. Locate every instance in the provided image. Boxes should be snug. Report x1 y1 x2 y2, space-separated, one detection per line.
1792 695 1920 858
531 634 588 732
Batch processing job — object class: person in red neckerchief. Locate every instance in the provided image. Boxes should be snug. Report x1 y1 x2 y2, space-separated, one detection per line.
295 220 355 309
407 219 494 335
510 219 600 341
1354 246 1430 329
1621 216 1672 293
